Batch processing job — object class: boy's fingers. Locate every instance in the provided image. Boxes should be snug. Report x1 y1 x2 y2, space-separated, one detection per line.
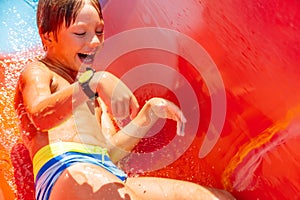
177 121 186 136
130 95 140 119
180 112 187 123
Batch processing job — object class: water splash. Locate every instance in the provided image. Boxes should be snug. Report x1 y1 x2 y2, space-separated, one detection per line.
0 50 43 199
0 3 43 195
0 0 40 54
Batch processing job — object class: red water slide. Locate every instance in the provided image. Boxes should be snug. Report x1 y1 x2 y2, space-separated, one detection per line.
0 0 299 199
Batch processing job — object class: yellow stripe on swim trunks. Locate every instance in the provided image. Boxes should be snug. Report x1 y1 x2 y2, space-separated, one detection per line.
32 142 108 181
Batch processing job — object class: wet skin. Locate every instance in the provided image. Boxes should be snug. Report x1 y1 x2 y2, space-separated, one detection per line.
15 2 234 200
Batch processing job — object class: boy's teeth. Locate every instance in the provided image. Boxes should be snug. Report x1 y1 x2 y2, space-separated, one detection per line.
85 52 94 55
79 53 95 63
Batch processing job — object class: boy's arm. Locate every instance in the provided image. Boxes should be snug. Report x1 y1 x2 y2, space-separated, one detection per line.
92 71 139 119
19 63 139 132
19 63 87 131
107 98 187 163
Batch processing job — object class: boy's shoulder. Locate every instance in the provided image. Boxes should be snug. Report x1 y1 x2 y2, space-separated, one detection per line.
22 60 50 74
20 60 52 81
23 60 49 71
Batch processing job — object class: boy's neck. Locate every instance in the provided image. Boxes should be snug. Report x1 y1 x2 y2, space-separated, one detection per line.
41 57 78 83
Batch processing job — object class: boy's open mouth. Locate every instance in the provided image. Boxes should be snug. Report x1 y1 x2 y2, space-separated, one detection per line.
78 53 95 64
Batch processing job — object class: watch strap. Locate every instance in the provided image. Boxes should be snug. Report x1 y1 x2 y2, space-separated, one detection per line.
79 67 96 99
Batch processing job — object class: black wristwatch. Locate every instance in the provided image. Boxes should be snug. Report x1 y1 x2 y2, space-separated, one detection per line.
78 67 96 99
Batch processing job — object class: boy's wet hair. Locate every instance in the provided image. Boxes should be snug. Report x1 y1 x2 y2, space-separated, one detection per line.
37 0 103 41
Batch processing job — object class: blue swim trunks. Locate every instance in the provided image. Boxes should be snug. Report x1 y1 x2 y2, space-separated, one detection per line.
33 142 127 200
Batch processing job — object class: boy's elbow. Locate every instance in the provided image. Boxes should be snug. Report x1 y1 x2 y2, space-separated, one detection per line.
26 104 57 131
30 115 51 131
28 108 57 131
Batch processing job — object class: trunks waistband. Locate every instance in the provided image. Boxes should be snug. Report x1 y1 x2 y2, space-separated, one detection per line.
32 142 108 181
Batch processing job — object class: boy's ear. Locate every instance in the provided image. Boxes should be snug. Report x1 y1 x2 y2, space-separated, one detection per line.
41 32 54 45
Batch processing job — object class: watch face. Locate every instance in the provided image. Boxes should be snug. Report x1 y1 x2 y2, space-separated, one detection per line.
79 70 94 83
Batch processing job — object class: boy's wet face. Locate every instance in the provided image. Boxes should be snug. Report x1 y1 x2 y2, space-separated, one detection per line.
49 3 104 71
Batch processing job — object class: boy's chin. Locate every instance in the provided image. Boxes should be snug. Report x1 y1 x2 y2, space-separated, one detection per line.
81 61 94 66
78 62 94 71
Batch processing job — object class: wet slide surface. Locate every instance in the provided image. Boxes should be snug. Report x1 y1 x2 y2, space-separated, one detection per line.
0 0 300 199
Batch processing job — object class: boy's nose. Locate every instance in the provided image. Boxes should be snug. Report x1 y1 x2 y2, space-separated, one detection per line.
89 34 103 48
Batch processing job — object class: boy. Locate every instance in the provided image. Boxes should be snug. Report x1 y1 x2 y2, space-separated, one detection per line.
14 0 234 199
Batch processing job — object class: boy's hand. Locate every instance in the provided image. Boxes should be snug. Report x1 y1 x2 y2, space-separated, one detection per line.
147 97 187 136
94 71 139 119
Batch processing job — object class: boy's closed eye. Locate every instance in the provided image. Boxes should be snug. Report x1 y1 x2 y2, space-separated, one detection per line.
74 31 103 37
96 30 104 36
74 32 86 36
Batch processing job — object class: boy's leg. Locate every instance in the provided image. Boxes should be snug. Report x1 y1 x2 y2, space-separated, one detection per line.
126 177 235 200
